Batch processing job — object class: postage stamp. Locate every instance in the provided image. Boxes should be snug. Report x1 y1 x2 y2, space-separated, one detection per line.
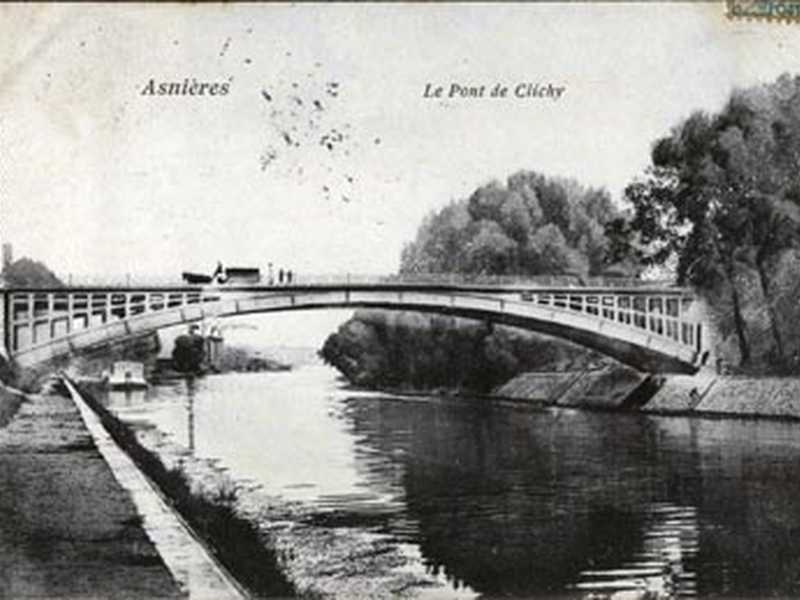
727 0 800 20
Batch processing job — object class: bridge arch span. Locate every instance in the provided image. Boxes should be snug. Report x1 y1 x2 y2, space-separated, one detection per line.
5 286 703 373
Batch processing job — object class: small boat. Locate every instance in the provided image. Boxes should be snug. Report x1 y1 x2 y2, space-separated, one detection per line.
106 361 148 390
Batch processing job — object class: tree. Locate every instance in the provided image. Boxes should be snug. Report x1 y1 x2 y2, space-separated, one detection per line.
400 169 620 278
526 224 585 275
400 201 470 274
172 331 206 373
619 74 800 369
464 220 517 274
747 193 800 360
2 258 64 288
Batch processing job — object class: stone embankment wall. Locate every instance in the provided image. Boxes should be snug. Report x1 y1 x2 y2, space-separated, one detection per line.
496 367 800 420
494 372 574 401
641 372 717 414
493 366 646 409
555 368 645 409
646 374 800 419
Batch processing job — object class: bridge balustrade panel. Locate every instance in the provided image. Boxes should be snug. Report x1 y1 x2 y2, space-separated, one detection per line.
520 290 698 350
4 289 221 354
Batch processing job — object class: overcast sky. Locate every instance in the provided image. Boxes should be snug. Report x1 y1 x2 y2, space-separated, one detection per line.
2 2 800 283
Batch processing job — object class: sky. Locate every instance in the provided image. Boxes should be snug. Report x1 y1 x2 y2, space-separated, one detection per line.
2 2 800 285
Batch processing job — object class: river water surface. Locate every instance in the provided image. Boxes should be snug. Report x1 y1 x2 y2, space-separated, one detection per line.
103 365 800 599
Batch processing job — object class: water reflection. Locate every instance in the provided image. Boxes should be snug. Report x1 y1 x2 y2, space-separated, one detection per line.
340 397 800 598
106 377 197 455
185 377 196 454
102 368 800 598
106 387 149 409
574 502 699 597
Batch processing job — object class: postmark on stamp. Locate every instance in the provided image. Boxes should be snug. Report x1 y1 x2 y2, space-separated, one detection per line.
727 0 800 21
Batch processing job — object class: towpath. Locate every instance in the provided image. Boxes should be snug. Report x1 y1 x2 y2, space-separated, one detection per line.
0 383 184 598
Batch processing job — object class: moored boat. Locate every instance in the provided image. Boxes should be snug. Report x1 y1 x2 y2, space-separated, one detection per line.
106 361 148 389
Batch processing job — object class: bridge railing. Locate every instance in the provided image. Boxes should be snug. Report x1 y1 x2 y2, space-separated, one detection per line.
4 284 701 361
57 272 678 290
519 290 701 350
5 289 223 353
293 273 678 289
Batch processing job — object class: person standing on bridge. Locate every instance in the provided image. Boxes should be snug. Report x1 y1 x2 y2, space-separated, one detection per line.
268 262 274 286
278 268 284 285
213 261 225 284
287 270 293 284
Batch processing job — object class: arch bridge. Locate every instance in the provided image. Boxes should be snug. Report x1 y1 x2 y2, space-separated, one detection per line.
0 283 705 373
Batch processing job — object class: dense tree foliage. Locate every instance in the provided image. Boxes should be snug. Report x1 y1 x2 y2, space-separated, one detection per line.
325 75 800 384
400 172 624 278
172 333 206 373
320 310 600 393
322 172 627 391
610 73 800 371
216 346 289 372
2 258 64 288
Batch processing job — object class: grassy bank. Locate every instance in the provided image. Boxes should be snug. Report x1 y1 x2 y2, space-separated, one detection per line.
63 379 297 599
0 384 26 428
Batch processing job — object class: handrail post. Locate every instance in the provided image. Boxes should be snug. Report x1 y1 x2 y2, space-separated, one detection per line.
66 293 73 335
124 293 131 320
0 292 9 359
28 293 35 344
47 294 55 340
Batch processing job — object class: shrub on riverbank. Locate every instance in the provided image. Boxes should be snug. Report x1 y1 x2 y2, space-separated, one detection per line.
65 380 297 598
217 345 291 373
321 170 631 394
0 384 26 428
320 310 606 393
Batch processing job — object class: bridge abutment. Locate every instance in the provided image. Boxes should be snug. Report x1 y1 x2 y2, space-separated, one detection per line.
684 296 719 369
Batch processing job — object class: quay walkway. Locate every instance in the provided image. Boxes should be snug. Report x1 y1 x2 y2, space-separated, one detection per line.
0 382 184 598
0 379 247 599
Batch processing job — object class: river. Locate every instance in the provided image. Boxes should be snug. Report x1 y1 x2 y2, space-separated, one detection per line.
101 365 800 599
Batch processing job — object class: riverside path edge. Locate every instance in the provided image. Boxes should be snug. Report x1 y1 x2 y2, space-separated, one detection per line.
60 376 250 600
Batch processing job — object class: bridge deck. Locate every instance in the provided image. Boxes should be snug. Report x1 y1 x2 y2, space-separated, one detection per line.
1 284 703 373
4 283 692 295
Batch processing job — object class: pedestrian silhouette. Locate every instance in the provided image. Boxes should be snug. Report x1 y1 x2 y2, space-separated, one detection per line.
279 268 284 284
213 261 225 284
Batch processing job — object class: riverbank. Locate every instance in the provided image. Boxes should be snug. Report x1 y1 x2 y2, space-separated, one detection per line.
323 361 800 421
496 368 800 421
71 362 800 599
493 367 647 409
0 383 26 426
91 366 477 599
71 379 297 598
644 373 800 420
0 381 183 598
